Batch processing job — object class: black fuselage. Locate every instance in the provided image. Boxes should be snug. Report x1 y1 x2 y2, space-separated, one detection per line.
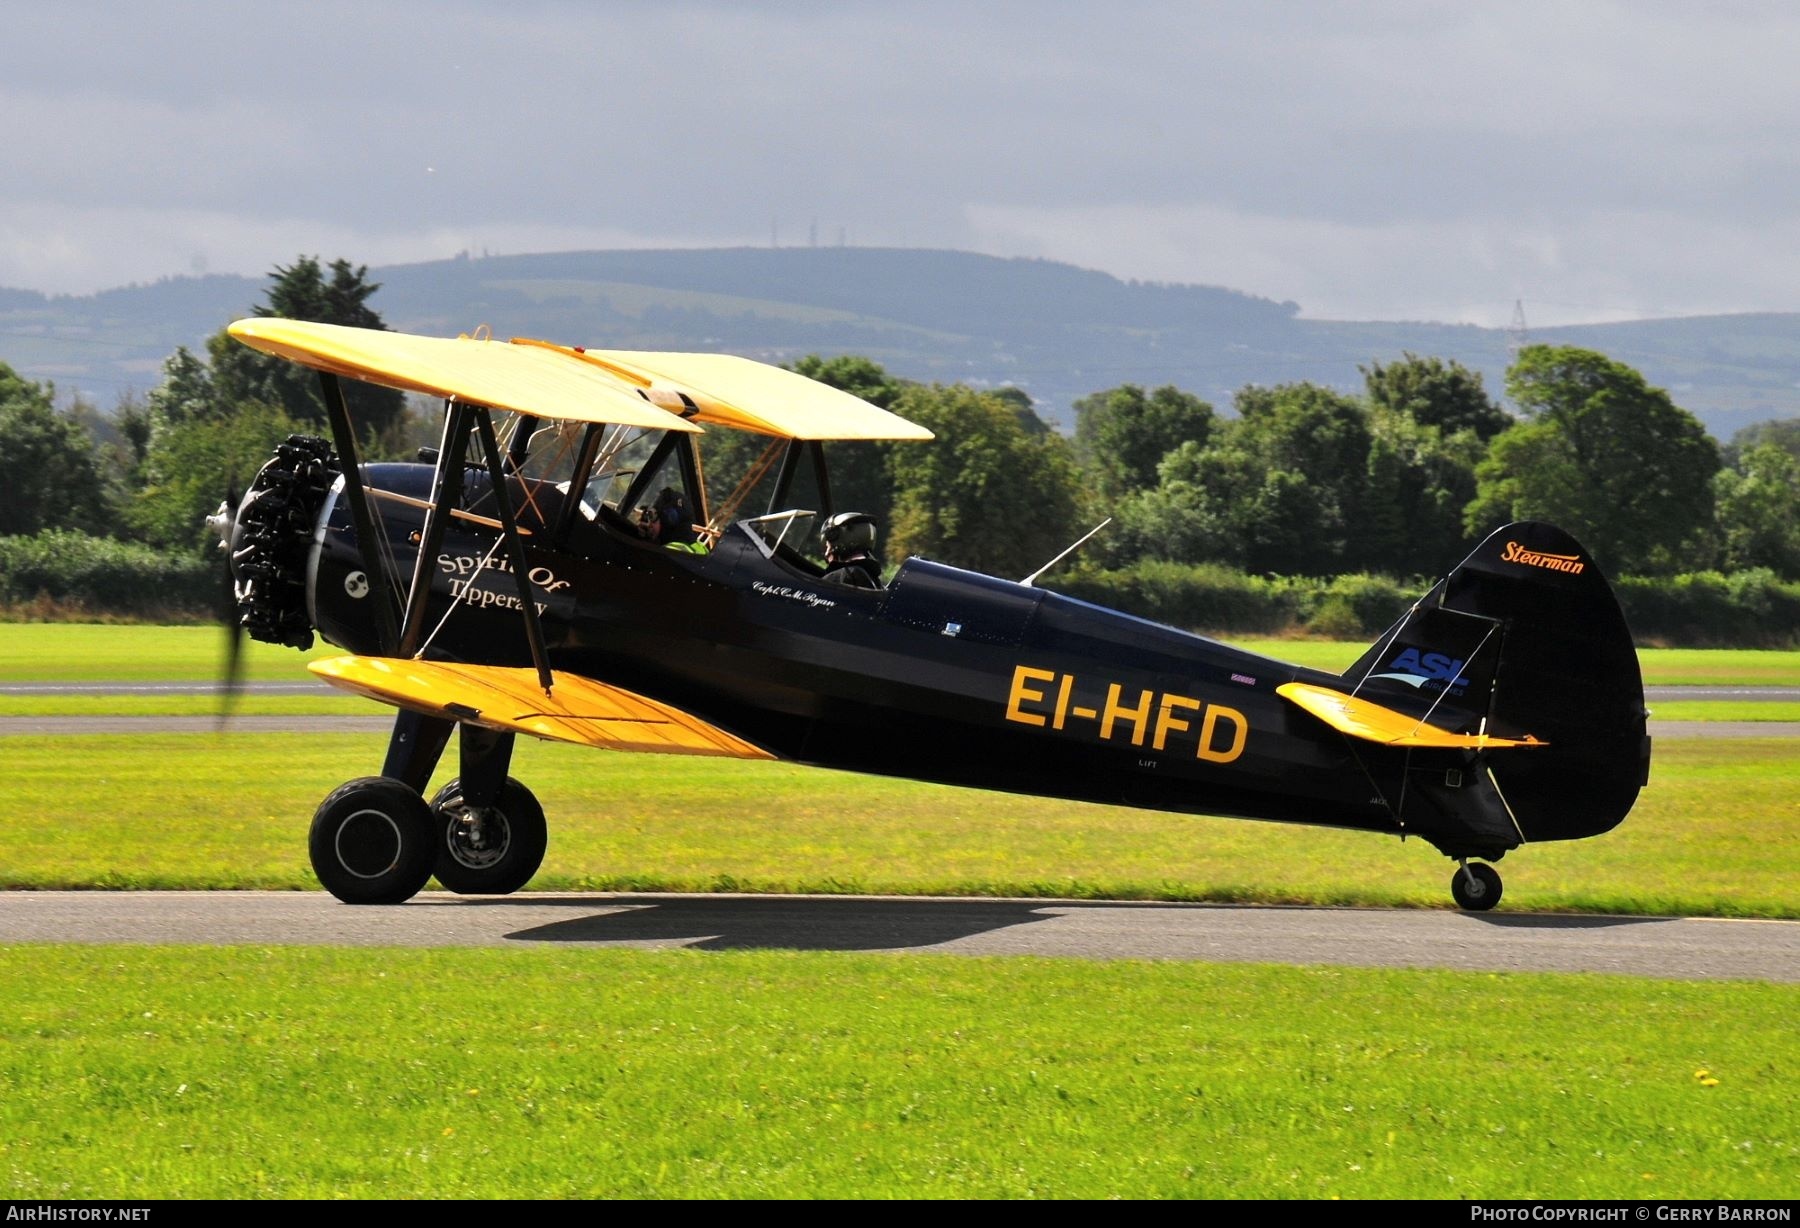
306 464 1416 844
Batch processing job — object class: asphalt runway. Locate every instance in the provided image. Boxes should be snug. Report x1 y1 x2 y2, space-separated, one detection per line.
2 891 1795 982
3 683 1792 981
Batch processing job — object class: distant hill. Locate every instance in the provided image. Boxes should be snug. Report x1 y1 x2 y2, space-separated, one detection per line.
4 247 1797 438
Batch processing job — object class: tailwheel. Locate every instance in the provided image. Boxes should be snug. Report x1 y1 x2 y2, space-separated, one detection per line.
309 776 436 904
1451 861 1503 911
429 777 548 896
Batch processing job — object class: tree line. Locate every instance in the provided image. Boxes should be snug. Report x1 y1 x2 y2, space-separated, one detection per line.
788 348 1797 588
2 256 1798 632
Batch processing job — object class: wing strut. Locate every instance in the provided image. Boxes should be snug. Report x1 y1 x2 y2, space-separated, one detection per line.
471 405 555 693
397 400 473 658
552 423 605 546
319 372 400 653
390 399 556 693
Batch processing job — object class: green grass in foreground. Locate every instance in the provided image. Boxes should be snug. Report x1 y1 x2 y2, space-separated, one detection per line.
2 625 1794 686
0 945 1790 1199
8 733 1796 917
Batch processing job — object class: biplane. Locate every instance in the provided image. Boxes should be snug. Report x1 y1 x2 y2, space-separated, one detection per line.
212 318 1650 911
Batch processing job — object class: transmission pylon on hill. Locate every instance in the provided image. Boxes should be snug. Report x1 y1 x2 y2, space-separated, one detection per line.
1508 299 1530 357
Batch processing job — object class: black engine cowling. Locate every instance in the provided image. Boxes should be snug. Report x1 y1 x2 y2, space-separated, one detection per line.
228 435 339 648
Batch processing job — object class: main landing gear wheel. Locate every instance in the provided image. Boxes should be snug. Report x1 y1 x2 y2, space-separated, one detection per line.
428 777 548 896
1451 861 1503 911
309 776 436 905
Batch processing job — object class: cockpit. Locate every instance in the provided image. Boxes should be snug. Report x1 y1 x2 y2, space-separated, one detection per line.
449 411 876 590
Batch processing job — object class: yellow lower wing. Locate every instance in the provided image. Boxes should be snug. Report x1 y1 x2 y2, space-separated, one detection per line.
310 656 773 759
1277 682 1546 750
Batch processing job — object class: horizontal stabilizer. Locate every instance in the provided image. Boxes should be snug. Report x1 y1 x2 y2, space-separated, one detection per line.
310 655 774 759
1277 682 1546 750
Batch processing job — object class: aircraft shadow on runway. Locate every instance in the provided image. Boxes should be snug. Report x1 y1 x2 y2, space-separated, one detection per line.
418 894 1681 953
1465 912 1678 930
478 896 1060 951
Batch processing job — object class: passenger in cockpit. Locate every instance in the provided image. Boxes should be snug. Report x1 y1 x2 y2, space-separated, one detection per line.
652 487 695 545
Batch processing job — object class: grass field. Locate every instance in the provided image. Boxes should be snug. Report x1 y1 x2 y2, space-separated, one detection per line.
8 732 1796 917
1230 639 1800 686
1646 701 1800 722
1 945 1791 1199
0 626 1793 1200
0 624 340 682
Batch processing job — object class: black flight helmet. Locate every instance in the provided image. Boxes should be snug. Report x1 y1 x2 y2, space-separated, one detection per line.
821 511 876 555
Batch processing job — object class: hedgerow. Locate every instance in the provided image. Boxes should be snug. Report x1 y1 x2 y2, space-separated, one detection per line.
0 530 217 618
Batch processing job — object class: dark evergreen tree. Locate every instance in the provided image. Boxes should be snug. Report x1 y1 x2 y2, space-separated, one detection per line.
209 256 406 440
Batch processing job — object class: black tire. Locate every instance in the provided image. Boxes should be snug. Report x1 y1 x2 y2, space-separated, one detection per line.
428 777 548 896
1451 862 1503 911
309 776 436 904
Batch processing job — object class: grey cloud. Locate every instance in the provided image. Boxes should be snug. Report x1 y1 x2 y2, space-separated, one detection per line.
5 1 1800 320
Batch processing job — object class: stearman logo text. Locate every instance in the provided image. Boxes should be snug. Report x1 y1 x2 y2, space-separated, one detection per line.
1501 541 1585 574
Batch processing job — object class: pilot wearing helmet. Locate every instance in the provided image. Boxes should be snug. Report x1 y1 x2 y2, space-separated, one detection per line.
820 511 882 589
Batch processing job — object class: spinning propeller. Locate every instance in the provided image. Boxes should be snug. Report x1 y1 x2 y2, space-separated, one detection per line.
205 482 246 723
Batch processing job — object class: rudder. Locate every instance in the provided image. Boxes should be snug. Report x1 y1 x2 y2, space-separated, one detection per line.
1344 522 1649 845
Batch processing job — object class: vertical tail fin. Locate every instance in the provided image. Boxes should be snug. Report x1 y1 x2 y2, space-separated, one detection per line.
1344 522 1649 844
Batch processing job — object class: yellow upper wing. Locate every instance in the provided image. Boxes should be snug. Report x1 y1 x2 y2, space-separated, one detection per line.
517 341 935 441
310 655 774 759
1277 682 1546 750
228 318 699 431
231 318 936 441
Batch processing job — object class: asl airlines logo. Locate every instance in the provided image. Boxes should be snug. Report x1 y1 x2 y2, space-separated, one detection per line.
1501 540 1586 575
1372 648 1468 693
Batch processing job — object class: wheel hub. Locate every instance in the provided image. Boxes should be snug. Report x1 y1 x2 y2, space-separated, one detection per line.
334 808 403 879
444 806 511 871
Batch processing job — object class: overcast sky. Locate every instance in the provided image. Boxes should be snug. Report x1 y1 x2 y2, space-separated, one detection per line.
6 1 1799 326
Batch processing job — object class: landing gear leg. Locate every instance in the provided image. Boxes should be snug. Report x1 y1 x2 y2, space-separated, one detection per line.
1451 860 1503 911
428 727 548 896
381 710 456 792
